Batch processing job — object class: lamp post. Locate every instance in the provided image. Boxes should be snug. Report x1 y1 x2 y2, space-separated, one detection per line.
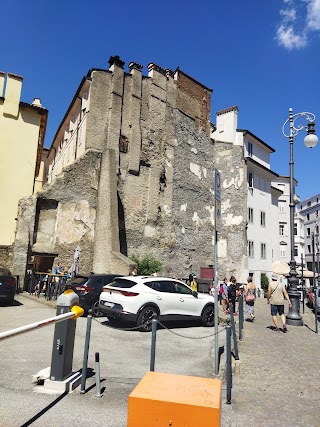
282 108 318 326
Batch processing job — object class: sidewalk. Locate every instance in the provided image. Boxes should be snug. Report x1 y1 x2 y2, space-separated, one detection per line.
221 298 320 427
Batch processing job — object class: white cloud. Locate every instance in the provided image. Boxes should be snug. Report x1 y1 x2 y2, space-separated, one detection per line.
275 0 320 50
276 25 308 49
280 8 297 22
306 0 320 30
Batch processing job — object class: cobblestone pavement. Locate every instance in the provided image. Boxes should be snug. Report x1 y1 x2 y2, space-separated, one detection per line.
221 298 320 427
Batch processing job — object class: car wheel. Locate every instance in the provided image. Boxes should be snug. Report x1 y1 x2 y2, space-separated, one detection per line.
201 305 215 327
91 301 105 317
7 297 14 306
137 306 158 332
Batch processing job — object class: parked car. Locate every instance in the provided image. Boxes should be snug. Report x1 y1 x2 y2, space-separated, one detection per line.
65 274 122 315
0 275 16 305
98 276 215 331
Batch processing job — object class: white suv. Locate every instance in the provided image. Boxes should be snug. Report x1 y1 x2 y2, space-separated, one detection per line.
98 276 215 331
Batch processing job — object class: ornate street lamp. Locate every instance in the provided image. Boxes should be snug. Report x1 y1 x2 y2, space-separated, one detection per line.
282 108 318 326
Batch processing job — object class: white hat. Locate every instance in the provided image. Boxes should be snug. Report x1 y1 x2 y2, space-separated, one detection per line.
271 273 278 281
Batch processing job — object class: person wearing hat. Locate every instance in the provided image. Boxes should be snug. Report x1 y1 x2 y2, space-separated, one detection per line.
267 273 292 332
190 275 198 292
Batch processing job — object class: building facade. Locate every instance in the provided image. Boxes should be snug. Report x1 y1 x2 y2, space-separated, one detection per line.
0 72 47 271
297 194 320 271
14 57 234 282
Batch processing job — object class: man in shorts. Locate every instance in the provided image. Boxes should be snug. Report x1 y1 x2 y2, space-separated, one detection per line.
267 273 292 332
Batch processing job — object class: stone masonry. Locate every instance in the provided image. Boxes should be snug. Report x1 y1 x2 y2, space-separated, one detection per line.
12 56 247 281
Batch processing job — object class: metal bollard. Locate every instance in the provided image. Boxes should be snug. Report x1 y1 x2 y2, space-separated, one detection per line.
226 322 232 404
238 295 244 340
150 317 157 372
229 304 239 360
80 310 93 394
95 352 102 397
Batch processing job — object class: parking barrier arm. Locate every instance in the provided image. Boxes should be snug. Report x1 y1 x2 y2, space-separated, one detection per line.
0 306 83 342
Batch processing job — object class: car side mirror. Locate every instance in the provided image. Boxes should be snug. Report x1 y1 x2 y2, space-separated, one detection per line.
192 291 198 298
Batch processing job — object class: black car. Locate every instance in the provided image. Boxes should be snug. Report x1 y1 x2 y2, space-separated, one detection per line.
65 274 122 315
0 275 16 305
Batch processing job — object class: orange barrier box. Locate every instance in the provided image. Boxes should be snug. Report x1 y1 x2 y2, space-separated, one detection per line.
127 371 222 427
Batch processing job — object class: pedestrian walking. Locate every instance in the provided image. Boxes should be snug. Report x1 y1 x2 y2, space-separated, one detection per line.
244 276 256 322
228 276 238 316
267 273 292 332
190 275 198 292
221 277 229 313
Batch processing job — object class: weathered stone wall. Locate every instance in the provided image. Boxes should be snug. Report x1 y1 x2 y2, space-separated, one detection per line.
0 245 13 272
213 140 247 281
13 150 101 277
13 59 246 281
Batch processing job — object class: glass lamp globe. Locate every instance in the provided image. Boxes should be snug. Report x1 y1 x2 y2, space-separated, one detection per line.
304 133 319 148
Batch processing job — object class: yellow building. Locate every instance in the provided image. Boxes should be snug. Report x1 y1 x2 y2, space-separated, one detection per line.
0 72 48 249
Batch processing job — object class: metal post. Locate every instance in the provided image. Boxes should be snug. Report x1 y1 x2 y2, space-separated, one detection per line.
311 234 318 334
150 318 157 372
95 352 102 397
316 235 319 334
214 230 219 375
229 303 239 360
80 311 93 394
226 323 232 404
238 294 243 340
301 254 305 314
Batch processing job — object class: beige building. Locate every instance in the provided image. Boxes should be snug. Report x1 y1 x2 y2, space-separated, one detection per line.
0 72 48 269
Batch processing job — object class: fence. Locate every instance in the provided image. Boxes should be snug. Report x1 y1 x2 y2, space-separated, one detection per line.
86 294 245 404
25 272 68 301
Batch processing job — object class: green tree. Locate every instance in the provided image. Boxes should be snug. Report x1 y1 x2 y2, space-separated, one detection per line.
130 254 162 276
261 273 269 295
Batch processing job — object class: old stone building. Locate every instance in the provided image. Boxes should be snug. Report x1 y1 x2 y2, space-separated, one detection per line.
14 56 245 282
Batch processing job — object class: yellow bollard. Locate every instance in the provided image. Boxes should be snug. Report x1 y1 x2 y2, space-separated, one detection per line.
127 371 222 427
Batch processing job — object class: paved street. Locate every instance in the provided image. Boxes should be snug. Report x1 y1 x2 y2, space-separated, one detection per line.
0 293 225 427
2 293 319 426
221 298 320 427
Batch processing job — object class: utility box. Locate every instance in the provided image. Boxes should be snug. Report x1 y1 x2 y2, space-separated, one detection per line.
127 371 222 427
50 290 79 382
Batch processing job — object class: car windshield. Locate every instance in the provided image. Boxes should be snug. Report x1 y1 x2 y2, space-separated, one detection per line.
108 279 136 288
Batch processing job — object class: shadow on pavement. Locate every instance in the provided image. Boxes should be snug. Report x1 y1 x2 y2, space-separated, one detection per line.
0 299 23 307
20 392 68 427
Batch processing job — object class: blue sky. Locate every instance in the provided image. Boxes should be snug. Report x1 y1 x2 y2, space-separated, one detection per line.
1 0 320 200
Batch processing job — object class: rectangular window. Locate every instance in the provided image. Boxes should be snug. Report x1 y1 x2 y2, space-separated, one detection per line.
261 243 266 259
307 228 311 237
316 225 319 234
280 245 286 258
308 245 311 254
279 201 285 212
279 224 284 236
248 142 253 157
307 214 310 220
294 246 298 257
260 211 266 227
248 172 253 188
248 207 254 223
248 241 254 258
294 224 297 235
308 201 311 207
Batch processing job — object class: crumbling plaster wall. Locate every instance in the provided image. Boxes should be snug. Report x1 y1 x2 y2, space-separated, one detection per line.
213 140 247 281
118 65 214 277
13 150 101 277
0 245 13 273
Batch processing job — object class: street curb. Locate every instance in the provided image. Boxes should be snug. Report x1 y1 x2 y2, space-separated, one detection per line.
19 292 57 309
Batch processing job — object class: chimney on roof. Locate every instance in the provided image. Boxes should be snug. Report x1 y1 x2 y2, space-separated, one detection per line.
213 106 239 143
32 98 42 107
108 55 125 71
3 73 23 117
